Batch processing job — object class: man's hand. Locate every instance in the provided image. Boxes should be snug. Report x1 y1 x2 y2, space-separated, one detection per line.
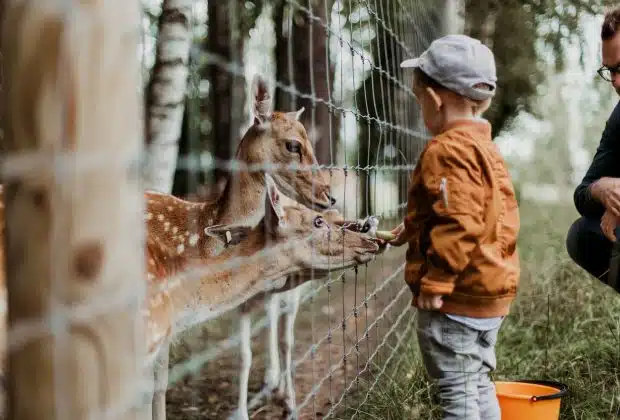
601 209 620 242
415 293 443 310
388 223 408 247
592 177 620 216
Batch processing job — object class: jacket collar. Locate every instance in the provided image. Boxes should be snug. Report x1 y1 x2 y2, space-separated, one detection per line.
440 118 492 139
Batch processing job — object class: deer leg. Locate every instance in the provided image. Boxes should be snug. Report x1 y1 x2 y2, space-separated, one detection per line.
152 343 169 420
280 288 301 416
247 293 281 411
229 312 252 420
248 293 281 410
264 293 282 391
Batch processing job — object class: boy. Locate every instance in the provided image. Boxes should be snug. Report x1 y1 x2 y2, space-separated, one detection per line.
389 34 520 419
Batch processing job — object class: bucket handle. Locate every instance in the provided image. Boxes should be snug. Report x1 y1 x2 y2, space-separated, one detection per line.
514 380 569 402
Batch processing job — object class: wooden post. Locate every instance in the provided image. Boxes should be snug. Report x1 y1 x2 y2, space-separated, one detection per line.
2 0 147 419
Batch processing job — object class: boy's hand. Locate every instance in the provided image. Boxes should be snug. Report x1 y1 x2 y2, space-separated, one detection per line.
415 293 443 310
388 223 408 247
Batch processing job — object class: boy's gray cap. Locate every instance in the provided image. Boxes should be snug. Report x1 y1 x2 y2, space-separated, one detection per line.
400 34 497 102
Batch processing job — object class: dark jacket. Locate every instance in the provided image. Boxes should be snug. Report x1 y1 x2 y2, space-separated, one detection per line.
574 100 620 219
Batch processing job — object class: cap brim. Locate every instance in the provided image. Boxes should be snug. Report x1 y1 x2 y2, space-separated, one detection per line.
400 58 420 68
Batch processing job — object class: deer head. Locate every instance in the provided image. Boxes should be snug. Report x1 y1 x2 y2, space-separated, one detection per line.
258 175 378 273
233 75 335 211
204 175 379 278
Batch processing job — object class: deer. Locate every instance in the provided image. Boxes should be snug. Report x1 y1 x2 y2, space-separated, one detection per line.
226 167 381 416
144 175 382 420
247 210 380 416
142 74 384 420
178 80 384 417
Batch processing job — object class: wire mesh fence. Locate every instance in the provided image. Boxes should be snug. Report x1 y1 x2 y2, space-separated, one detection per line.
144 1 445 419
1 0 449 419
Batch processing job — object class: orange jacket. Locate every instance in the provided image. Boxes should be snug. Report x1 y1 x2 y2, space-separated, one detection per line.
403 119 520 318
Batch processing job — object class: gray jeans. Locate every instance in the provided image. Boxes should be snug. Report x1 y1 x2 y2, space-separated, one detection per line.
416 310 501 420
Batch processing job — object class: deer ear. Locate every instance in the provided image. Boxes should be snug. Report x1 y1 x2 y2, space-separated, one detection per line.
286 107 305 121
205 225 251 247
264 174 285 232
252 74 272 125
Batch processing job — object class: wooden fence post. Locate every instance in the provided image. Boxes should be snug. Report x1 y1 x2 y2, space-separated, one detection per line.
1 0 147 419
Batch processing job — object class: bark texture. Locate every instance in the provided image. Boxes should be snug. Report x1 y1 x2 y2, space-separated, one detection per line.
144 0 194 194
2 0 146 418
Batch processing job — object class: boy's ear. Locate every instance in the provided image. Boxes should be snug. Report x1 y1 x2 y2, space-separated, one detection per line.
476 98 492 116
426 87 443 111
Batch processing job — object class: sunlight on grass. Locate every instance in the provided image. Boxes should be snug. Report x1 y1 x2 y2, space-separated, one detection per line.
338 199 620 419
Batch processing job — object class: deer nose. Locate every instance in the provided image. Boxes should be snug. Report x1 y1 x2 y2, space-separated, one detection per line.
328 194 336 206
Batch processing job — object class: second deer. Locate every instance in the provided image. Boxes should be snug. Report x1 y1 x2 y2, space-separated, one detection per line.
144 175 380 420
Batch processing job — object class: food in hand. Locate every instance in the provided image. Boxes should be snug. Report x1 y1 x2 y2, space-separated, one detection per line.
375 230 396 241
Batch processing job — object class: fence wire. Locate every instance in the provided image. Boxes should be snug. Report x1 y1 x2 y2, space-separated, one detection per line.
146 1 443 419
1 0 446 419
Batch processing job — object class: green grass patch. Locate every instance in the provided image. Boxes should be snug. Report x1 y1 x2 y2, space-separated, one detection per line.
339 199 620 419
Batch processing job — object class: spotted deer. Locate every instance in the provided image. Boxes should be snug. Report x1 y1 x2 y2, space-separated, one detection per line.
143 74 357 420
145 175 380 420
180 78 380 416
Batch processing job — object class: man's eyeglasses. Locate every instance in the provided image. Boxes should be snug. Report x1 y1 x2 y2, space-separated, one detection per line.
598 64 620 82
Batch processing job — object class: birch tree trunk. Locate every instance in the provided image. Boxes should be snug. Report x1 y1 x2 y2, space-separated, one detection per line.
2 0 146 418
143 2 194 416
144 0 194 194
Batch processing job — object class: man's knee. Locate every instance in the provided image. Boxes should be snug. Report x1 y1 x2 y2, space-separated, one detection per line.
566 216 612 281
566 217 588 265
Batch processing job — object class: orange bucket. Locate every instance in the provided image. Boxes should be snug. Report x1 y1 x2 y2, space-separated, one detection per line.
495 380 568 420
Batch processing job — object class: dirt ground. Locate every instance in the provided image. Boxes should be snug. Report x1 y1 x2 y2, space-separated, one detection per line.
164 246 412 420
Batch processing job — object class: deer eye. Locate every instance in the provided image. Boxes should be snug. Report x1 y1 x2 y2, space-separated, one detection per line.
285 140 301 154
313 216 325 229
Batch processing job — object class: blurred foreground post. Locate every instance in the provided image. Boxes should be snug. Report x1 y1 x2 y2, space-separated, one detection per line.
2 0 147 419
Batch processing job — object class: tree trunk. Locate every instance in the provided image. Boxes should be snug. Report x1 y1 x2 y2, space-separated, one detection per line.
0 0 4 152
463 0 541 137
356 0 444 216
2 0 146 418
143 0 194 194
205 0 247 185
171 49 205 198
274 0 337 165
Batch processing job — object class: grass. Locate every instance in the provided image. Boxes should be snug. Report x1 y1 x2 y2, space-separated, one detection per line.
337 198 620 419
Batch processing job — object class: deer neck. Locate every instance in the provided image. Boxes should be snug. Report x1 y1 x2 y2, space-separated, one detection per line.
216 170 266 226
168 227 298 333
145 191 219 264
